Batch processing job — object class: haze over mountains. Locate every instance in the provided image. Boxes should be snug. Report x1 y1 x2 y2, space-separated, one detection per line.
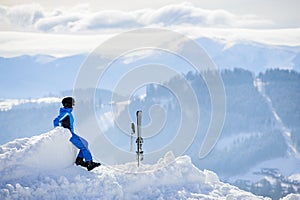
1 37 299 98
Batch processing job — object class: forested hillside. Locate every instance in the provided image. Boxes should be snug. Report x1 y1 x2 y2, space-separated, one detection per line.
259 69 300 151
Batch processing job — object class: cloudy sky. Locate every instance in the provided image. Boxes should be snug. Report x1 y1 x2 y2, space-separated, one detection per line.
0 0 299 57
1 0 299 28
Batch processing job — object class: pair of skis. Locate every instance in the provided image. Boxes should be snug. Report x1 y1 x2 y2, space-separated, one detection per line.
131 110 143 167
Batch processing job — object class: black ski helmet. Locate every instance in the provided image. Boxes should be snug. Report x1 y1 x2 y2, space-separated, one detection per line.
62 97 75 108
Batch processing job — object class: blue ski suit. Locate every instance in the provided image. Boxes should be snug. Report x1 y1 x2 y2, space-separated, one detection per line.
53 107 92 161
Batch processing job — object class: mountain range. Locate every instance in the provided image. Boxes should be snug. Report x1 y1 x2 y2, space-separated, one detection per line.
1 37 300 98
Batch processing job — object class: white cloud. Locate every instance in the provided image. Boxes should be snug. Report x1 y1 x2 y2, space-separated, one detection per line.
0 4 44 31
0 3 299 57
1 27 300 57
136 3 272 28
71 10 141 32
35 13 81 32
137 3 207 26
0 3 274 32
0 31 113 57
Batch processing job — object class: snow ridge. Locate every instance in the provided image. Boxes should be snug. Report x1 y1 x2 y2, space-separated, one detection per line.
0 128 280 199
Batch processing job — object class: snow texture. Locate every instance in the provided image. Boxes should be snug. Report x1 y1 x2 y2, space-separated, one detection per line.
280 194 300 200
0 127 292 199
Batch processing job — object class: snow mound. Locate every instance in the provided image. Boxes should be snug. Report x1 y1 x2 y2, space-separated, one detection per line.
0 128 272 199
0 127 76 181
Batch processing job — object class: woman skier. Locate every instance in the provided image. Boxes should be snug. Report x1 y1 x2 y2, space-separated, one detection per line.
53 97 100 171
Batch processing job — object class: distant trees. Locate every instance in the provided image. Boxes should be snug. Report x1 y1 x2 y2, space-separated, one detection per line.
185 68 274 136
154 68 289 176
0 104 59 144
197 130 287 176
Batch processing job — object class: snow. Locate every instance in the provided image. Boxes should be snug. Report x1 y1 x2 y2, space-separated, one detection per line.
281 194 300 200
0 128 76 182
0 127 291 199
289 174 300 182
0 97 61 111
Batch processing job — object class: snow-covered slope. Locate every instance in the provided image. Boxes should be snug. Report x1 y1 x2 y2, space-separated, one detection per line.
0 128 279 199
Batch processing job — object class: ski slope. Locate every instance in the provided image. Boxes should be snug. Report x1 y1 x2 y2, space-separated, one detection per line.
254 78 299 157
0 128 298 199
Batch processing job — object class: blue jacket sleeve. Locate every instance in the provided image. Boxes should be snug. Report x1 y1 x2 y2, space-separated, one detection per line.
53 113 71 131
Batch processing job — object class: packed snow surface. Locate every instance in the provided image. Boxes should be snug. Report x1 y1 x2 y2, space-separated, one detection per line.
0 128 297 199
